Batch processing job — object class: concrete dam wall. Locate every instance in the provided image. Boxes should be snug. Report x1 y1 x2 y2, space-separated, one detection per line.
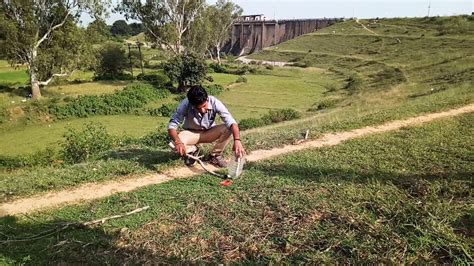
225 16 343 56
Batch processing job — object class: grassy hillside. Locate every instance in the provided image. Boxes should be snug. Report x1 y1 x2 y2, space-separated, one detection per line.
0 15 472 264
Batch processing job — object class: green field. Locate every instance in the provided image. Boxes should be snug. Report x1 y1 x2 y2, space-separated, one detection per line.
1 113 471 264
0 16 473 264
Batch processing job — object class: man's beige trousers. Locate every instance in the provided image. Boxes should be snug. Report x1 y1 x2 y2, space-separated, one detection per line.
174 124 232 155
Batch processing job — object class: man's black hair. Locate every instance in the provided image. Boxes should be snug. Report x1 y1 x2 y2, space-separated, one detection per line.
187 85 208 106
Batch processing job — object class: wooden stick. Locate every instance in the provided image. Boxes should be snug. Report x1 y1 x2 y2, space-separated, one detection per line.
0 206 150 243
82 206 150 226
186 154 228 179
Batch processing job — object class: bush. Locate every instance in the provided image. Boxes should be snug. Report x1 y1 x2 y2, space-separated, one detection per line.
209 62 229 73
265 65 274 70
61 123 114 164
239 117 268 131
343 75 363 91
262 108 301 123
0 148 57 169
149 103 178 117
205 84 225 96
50 83 169 119
174 94 186 102
136 73 169 86
95 42 128 79
239 108 301 131
308 97 343 111
162 52 208 93
236 76 248 83
140 130 169 148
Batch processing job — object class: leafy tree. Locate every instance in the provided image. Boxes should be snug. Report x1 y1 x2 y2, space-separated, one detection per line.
184 6 213 56
163 52 207 92
0 0 108 99
129 22 145 36
110 19 131 36
95 42 127 79
86 18 110 44
118 0 206 54
208 0 242 63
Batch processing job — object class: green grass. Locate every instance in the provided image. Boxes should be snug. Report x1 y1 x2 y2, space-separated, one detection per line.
220 68 336 120
1 113 471 263
0 115 168 156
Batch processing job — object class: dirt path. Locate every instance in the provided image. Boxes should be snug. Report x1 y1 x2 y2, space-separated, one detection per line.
237 56 290 67
1 104 473 217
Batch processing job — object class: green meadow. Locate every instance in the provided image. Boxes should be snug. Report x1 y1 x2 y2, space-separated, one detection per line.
0 16 472 264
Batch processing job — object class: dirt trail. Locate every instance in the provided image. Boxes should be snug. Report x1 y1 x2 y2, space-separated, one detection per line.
1 104 473 217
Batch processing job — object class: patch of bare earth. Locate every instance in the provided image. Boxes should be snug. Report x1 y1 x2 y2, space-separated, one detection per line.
0 103 472 217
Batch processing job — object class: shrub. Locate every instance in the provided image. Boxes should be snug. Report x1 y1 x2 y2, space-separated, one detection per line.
136 73 169 86
238 117 268 131
0 148 57 169
140 130 169 148
61 123 114 164
309 97 343 111
236 76 248 83
162 52 208 93
343 75 363 91
239 108 301 131
265 65 274 70
205 84 224 96
94 42 128 79
153 103 178 117
50 83 169 119
174 94 186 102
262 108 301 123
209 62 229 73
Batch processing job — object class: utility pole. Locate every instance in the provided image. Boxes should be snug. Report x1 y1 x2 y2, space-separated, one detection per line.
427 0 432 17
127 43 133 78
137 42 144 75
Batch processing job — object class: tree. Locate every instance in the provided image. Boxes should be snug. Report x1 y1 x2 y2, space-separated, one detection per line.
118 0 206 54
0 0 108 100
208 0 242 63
129 22 145 36
95 42 127 79
86 18 110 44
184 6 213 56
110 19 131 36
163 52 207 93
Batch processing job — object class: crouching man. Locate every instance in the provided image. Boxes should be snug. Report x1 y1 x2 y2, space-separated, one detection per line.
167 85 246 168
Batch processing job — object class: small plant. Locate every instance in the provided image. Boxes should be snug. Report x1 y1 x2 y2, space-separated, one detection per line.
235 76 248 83
309 97 343 111
343 75 363 91
157 103 178 117
205 84 225 96
61 123 114 164
140 129 169 148
209 62 229 73
239 108 301 130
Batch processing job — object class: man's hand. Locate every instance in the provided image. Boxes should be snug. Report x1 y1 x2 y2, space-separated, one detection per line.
174 141 186 156
233 140 246 158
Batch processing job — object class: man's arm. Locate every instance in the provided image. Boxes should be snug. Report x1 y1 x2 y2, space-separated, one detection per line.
167 99 188 156
168 128 186 156
214 97 246 157
230 123 245 158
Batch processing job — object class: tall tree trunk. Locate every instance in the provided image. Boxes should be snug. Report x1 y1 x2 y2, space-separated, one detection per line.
216 45 221 64
28 49 41 100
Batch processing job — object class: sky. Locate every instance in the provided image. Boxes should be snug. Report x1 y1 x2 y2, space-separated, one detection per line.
81 0 473 25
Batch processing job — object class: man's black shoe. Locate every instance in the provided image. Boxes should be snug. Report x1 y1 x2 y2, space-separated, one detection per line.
184 148 200 166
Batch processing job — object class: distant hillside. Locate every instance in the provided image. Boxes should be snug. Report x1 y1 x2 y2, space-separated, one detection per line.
249 16 473 95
